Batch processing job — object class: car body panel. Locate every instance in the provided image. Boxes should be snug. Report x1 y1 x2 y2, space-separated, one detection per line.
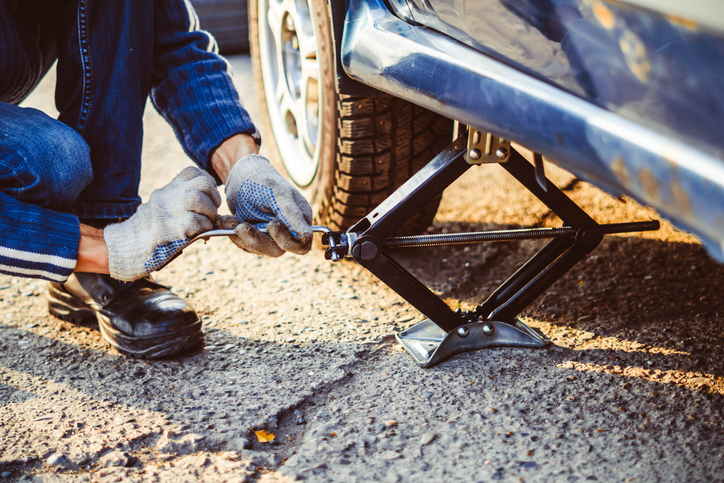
340 0 724 261
398 0 724 160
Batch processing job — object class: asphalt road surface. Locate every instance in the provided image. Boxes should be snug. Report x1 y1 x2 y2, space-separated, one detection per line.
1 56 723 483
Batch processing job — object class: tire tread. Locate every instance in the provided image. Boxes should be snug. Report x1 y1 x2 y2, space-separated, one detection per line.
329 95 453 233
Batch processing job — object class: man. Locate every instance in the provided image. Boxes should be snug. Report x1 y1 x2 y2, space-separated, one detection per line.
0 0 313 358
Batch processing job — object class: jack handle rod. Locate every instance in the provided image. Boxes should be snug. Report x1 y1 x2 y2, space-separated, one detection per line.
382 220 660 249
190 220 658 250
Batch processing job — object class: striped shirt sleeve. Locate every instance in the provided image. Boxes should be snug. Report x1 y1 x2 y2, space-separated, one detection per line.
150 0 258 182
0 192 79 282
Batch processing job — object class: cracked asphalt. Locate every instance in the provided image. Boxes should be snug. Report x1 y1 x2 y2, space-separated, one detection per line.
1 56 723 483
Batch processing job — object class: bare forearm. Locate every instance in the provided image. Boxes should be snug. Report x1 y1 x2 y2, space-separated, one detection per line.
210 133 259 184
76 224 109 273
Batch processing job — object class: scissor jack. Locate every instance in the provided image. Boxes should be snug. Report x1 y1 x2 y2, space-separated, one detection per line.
320 133 659 367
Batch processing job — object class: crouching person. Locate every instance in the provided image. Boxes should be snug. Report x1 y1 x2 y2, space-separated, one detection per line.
0 0 313 358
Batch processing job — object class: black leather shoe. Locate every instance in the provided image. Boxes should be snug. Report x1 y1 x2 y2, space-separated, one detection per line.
47 273 202 358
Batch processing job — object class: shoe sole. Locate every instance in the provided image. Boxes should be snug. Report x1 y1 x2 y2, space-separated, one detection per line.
47 284 203 359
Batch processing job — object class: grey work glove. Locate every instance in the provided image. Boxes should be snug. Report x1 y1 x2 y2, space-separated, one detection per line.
223 154 313 257
104 167 222 281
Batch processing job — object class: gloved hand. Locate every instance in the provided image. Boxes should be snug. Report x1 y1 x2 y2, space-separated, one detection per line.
223 154 313 257
104 167 221 281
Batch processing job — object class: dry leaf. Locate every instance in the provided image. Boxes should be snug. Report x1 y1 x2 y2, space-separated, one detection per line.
249 426 275 443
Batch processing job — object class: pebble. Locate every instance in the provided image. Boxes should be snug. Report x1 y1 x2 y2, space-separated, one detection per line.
379 451 401 461
46 453 71 467
361 435 377 446
315 411 331 421
155 431 204 453
227 437 252 452
0 472 10 479
101 451 128 468
294 409 305 425
204 433 229 447
420 432 437 446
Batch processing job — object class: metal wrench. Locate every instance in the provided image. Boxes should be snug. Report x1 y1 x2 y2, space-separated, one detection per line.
189 225 332 244
156 225 334 271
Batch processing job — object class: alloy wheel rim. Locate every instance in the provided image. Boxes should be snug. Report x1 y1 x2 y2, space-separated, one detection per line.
258 0 321 187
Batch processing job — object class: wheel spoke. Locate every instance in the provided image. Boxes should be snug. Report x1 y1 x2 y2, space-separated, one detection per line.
295 5 319 156
300 115 318 156
278 86 297 123
259 1 284 102
295 23 317 61
265 2 285 49
275 79 286 105
298 65 319 155
301 57 319 83
289 96 307 141
292 0 314 37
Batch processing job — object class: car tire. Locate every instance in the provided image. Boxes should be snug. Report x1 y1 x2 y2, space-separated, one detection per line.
192 0 249 54
249 0 453 233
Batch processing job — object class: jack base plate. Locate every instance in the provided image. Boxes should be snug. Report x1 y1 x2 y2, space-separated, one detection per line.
396 318 547 367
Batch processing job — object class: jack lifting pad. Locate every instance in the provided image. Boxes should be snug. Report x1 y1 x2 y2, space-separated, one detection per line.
396 318 547 367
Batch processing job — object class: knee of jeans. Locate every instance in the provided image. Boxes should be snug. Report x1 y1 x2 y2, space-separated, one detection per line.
0 105 93 209
49 127 93 203
23 123 95 208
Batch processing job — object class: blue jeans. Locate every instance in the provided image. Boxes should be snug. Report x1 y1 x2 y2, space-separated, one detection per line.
1 0 156 220
0 104 92 213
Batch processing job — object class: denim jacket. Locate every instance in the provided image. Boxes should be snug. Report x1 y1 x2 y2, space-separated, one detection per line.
0 0 258 281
